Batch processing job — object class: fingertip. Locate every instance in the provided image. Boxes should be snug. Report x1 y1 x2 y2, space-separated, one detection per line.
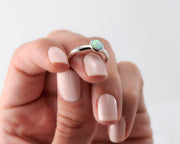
48 47 69 64
47 46 70 73
83 53 108 77
108 117 126 143
70 52 109 83
91 84 122 126
94 94 122 126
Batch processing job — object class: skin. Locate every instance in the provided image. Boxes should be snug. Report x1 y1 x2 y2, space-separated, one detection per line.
0 30 153 144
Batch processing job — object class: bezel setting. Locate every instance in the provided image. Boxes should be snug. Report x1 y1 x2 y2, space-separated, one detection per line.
90 40 104 52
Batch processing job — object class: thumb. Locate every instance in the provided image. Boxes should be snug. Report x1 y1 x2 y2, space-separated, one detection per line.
52 69 97 144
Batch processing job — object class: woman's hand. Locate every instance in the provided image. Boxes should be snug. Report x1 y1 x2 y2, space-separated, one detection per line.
0 30 153 144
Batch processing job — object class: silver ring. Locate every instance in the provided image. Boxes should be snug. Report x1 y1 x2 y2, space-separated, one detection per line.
68 39 109 62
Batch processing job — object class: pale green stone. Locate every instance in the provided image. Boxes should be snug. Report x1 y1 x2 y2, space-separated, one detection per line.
90 40 104 51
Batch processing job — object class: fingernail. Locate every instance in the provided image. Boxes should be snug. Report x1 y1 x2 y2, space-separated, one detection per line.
98 94 118 121
108 117 126 143
57 70 81 102
48 47 69 64
84 53 107 76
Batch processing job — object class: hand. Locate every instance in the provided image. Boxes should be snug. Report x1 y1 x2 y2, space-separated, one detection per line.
0 30 153 144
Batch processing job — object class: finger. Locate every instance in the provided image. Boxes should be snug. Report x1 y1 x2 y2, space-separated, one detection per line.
108 62 144 143
92 137 153 144
52 69 97 144
1 38 69 108
47 30 108 83
92 113 152 142
90 37 123 125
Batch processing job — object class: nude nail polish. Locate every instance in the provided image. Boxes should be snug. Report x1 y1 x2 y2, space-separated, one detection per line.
48 47 68 64
57 70 81 102
84 53 107 76
98 94 118 121
108 117 126 143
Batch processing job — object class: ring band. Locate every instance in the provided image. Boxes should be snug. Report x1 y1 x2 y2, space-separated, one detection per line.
68 39 109 62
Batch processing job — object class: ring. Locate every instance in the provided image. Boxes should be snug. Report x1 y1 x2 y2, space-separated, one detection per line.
68 39 109 62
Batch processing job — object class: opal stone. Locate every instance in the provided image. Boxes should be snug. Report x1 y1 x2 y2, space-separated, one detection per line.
90 40 104 51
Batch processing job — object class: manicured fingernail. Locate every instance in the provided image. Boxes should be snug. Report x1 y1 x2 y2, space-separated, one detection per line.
48 47 69 64
108 117 126 143
98 94 118 121
57 70 81 102
84 53 107 76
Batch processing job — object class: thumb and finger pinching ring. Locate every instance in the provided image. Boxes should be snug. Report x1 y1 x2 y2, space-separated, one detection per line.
68 39 109 63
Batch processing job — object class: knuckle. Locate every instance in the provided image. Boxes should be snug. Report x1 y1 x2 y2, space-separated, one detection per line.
55 111 96 140
71 36 90 46
13 38 56 57
56 112 85 130
47 29 90 46
123 90 139 103
118 61 144 87
13 38 50 57
56 112 85 138
118 61 139 72
32 38 57 48
30 38 60 55
12 38 58 65
110 73 120 82
12 42 30 59
47 29 71 37
33 38 49 45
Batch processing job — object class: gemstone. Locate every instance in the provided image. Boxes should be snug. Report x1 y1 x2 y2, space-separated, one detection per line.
90 40 104 51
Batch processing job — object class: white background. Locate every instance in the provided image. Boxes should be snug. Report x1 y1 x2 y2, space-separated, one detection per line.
0 0 180 143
